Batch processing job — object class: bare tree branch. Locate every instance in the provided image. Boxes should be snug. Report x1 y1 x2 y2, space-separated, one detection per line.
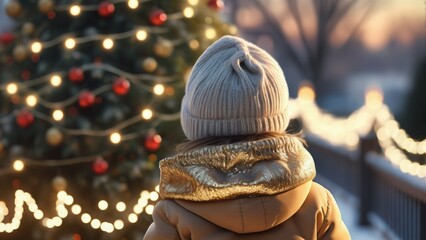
287 0 314 64
252 0 310 75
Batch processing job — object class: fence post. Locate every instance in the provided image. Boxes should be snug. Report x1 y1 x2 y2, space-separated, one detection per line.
358 134 379 226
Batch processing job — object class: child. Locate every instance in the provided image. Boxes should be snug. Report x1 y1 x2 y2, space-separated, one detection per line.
144 36 350 240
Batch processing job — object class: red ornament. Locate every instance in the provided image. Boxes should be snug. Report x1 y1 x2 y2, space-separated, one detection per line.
144 133 162 151
98 1 115 17
92 157 109 174
149 9 167 26
112 77 130 95
207 0 224 10
0 32 15 44
78 91 96 108
16 109 35 128
68 68 84 83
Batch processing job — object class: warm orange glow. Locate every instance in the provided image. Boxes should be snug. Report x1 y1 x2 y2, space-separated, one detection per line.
298 85 315 101
365 88 383 109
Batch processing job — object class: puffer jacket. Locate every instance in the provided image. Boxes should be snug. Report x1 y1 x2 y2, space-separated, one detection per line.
144 136 350 240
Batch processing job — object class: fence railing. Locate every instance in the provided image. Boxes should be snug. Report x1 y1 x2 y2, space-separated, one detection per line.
306 134 426 240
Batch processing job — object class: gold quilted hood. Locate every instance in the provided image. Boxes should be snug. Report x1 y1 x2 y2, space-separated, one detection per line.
159 135 316 201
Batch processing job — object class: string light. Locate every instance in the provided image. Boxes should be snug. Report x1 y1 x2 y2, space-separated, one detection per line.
183 7 194 18
135 29 147 41
189 39 199 50
64 38 76 49
116 202 126 212
205 27 217 40
128 213 138 223
114 219 124 230
153 84 165 95
0 186 159 233
13 160 24 172
26 95 38 107
102 38 114 50
128 0 139 9
50 75 62 87
71 205 82 215
141 109 153 120
298 84 315 102
110 132 122 144
31 42 43 54
98 200 108 210
365 88 383 109
52 110 64 121
69 5 81 16
188 0 199 6
6 83 18 94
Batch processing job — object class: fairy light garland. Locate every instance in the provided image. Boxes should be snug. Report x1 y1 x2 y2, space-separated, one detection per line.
0 186 159 233
293 85 426 180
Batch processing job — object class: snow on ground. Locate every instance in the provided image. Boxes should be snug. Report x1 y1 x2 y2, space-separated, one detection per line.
315 176 386 240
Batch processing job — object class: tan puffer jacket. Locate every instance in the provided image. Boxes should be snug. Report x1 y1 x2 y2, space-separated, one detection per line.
144 136 350 240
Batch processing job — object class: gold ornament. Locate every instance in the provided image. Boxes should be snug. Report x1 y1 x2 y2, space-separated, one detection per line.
52 176 67 191
13 45 28 62
46 127 64 146
21 22 35 36
6 0 22 18
38 0 54 13
142 57 158 72
154 39 174 58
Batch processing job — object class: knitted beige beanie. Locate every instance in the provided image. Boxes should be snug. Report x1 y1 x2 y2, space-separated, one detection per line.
181 35 289 140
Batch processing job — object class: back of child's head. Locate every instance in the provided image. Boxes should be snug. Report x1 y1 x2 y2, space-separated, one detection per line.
181 35 289 141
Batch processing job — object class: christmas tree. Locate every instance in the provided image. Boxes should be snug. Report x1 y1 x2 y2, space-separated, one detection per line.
0 0 234 239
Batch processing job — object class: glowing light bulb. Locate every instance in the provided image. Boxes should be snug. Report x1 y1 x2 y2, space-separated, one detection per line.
50 75 62 87
6 83 18 94
57 191 67 200
155 185 160 192
365 88 383 109
71 204 82 215
70 5 81 16
52 110 64 121
65 38 76 49
98 200 108 210
189 39 199 50
13 160 24 172
128 213 138 223
183 7 194 18
141 109 153 120
26 95 38 107
114 220 124 230
103 38 114 50
136 30 147 41
34 210 43 219
133 204 143 214
149 191 159 201
116 202 126 212
145 205 154 215
128 0 139 9
153 84 165 95
188 0 199 6
91 219 101 229
110 132 121 144
64 195 74 205
205 28 217 40
81 213 91 223
298 85 315 101
31 42 42 53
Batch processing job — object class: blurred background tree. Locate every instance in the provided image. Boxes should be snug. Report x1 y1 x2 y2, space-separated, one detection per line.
0 0 233 239
228 0 375 100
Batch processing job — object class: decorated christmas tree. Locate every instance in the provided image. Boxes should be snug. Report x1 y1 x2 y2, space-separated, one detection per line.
0 0 234 239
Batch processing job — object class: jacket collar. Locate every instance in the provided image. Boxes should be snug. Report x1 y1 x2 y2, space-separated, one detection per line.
159 135 316 201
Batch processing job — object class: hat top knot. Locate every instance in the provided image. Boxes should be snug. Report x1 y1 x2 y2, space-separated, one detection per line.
180 35 290 141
